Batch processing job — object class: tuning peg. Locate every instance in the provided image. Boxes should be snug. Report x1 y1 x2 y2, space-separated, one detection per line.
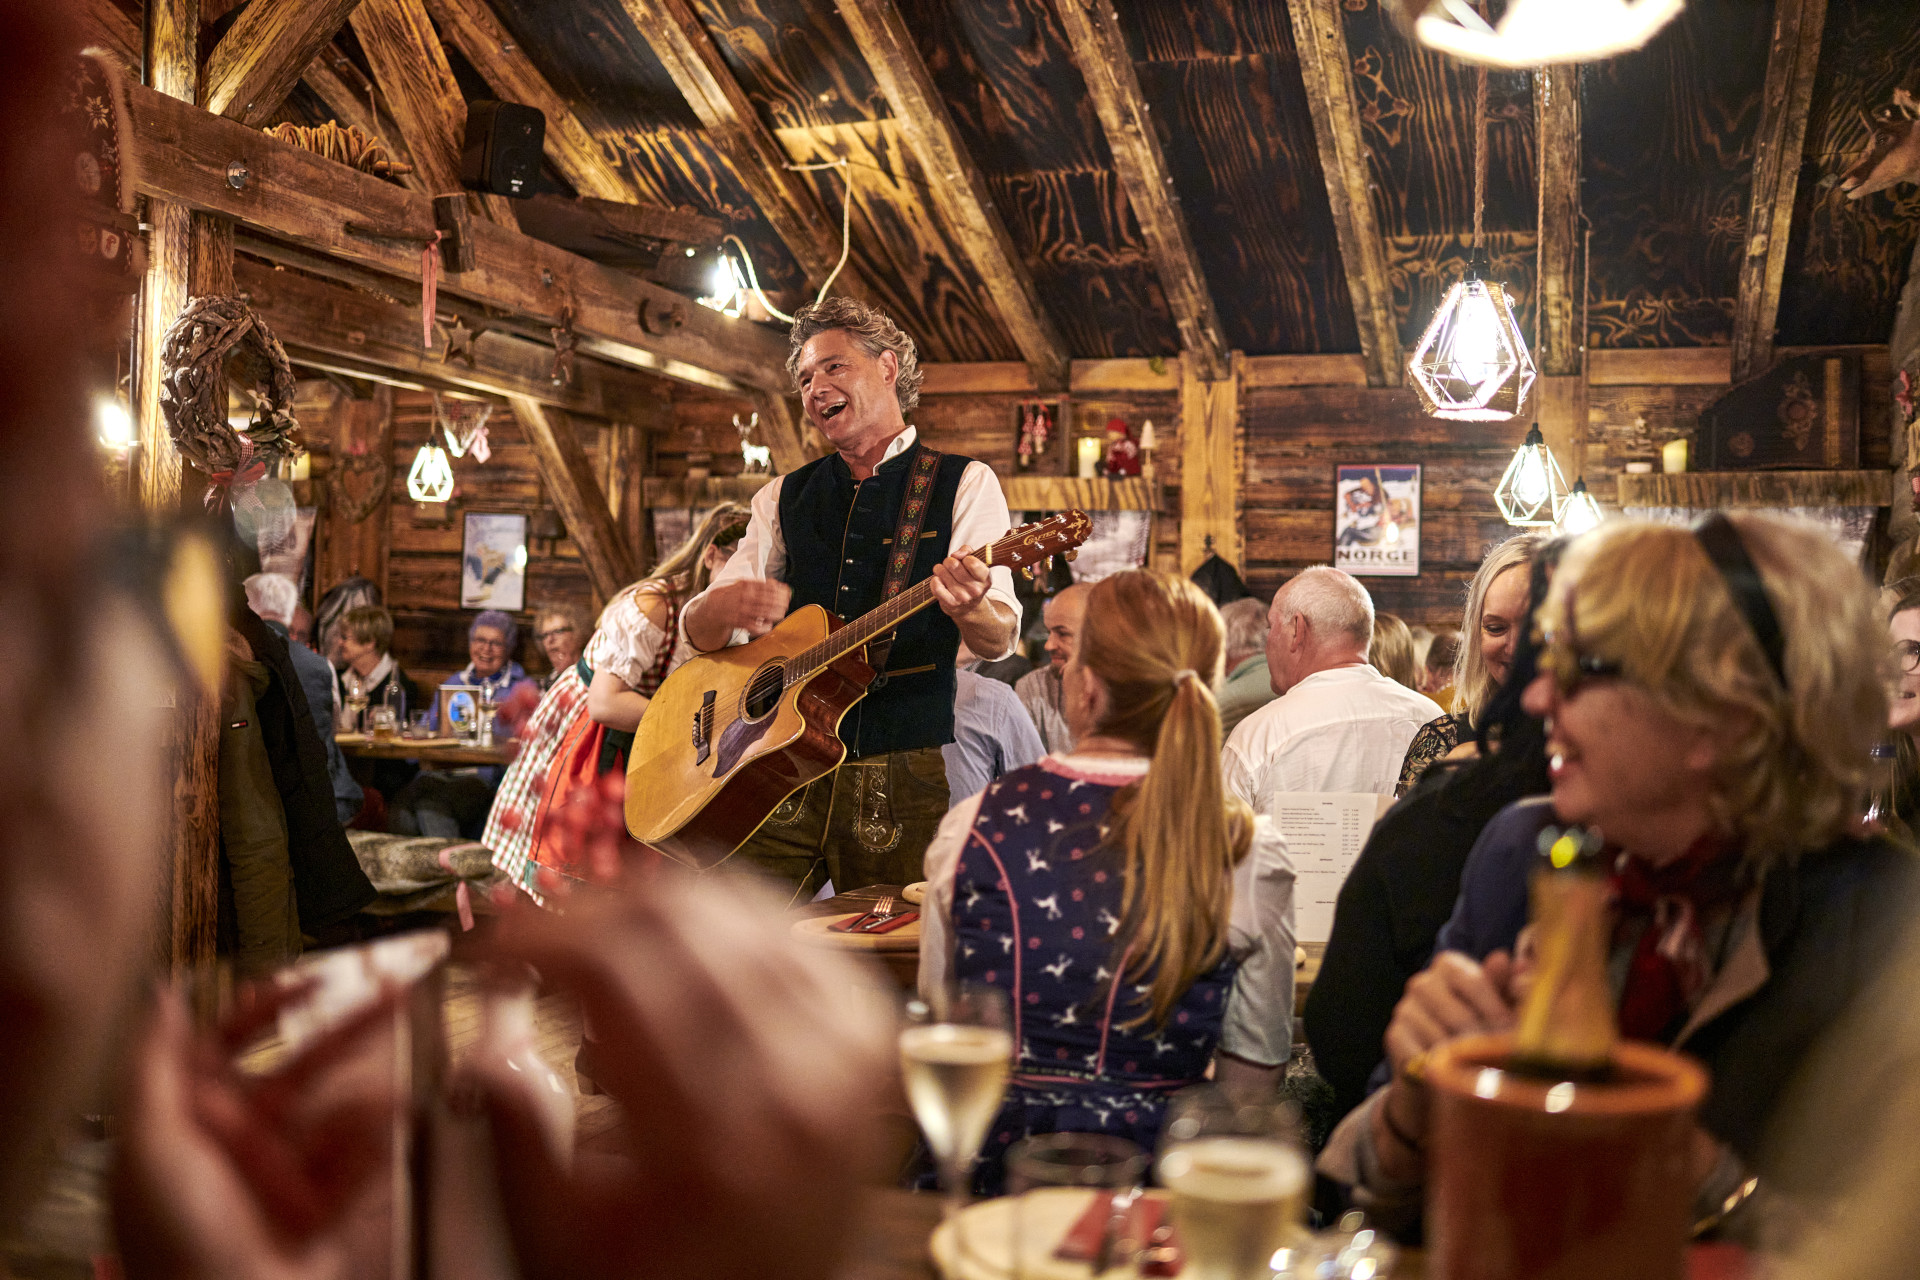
1021 565 1036 581
1063 550 1078 562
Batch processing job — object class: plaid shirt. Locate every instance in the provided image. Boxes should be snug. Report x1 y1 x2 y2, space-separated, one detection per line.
484 664 589 903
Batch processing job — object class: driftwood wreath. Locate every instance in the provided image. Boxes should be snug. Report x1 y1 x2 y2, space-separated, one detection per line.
159 295 303 482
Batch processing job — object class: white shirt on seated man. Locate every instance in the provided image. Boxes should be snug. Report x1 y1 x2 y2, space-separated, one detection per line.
1221 566 1442 817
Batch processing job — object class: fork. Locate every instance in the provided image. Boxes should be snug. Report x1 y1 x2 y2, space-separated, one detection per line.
855 895 898 931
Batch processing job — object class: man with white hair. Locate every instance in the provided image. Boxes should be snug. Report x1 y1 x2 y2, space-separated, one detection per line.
1222 566 1441 815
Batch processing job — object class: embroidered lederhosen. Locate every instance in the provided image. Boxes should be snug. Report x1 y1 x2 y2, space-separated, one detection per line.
948 759 1236 1194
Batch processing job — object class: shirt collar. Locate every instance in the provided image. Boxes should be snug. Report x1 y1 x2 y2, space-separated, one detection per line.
363 652 396 689
1288 663 1378 690
880 424 918 464
461 662 522 689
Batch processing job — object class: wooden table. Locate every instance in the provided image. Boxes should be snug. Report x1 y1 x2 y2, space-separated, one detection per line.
796 884 922 992
335 733 513 768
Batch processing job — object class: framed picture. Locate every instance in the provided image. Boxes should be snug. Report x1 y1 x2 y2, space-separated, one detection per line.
435 684 483 739
461 512 527 610
1334 465 1421 577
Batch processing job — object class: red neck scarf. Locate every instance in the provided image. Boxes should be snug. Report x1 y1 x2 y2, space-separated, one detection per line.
1609 835 1747 1042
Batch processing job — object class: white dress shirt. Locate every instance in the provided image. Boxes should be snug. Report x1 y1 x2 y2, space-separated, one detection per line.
682 425 1022 659
1221 665 1444 817
919 754 1298 1067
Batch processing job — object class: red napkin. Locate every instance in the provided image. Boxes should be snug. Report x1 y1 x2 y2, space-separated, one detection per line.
828 909 920 934
1056 1192 1179 1276
1688 1243 1751 1280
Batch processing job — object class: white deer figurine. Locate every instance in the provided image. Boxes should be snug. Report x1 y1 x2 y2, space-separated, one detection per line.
735 411 772 476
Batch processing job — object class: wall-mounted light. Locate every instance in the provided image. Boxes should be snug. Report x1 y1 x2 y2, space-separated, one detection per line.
406 442 455 503
94 392 135 453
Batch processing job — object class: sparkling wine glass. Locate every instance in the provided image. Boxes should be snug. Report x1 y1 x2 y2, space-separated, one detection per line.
1156 1085 1310 1280
900 984 1012 1249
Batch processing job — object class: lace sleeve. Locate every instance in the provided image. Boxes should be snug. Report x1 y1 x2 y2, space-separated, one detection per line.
1395 714 1462 798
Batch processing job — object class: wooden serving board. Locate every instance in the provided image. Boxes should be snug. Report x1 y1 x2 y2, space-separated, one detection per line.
791 911 922 953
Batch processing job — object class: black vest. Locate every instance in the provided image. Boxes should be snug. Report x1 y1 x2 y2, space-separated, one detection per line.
778 440 972 757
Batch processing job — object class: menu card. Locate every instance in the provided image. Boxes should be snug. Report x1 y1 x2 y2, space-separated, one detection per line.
1270 792 1391 944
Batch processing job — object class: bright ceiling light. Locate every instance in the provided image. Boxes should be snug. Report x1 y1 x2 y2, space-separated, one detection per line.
1557 477 1606 535
1394 0 1685 68
1494 424 1570 527
1408 251 1536 421
406 442 455 504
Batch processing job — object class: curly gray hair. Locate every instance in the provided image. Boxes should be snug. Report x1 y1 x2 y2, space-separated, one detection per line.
785 296 923 413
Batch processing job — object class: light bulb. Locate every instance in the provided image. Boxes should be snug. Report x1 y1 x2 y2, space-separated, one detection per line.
407 443 454 503
1514 446 1550 507
1559 479 1604 535
1448 287 1504 385
94 393 134 450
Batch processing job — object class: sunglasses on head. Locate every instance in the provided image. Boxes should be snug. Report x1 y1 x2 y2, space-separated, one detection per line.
1537 586 1626 696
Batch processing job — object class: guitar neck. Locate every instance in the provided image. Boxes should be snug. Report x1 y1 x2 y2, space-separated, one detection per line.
785 550 981 686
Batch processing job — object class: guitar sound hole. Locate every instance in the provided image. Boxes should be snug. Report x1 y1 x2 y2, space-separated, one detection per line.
744 664 784 720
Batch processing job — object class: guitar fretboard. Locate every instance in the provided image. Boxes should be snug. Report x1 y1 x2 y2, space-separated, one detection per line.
782 548 986 688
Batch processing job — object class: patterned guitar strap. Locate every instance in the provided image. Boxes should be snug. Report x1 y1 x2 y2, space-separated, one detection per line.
865 445 943 679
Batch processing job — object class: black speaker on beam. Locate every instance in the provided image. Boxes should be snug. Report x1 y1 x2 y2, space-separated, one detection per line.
461 100 546 198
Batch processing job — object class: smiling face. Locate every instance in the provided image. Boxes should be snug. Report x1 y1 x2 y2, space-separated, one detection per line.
535 615 582 672
792 329 906 459
1523 650 1719 865
469 625 508 678
1889 607 1920 736
1043 585 1089 673
1478 564 1532 691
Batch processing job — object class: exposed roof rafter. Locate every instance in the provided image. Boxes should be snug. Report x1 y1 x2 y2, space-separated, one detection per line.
201 0 365 125
1053 0 1230 380
1285 0 1403 389
1730 0 1827 383
837 0 1071 391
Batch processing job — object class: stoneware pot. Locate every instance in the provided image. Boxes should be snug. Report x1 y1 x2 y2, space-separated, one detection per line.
1423 1033 1708 1280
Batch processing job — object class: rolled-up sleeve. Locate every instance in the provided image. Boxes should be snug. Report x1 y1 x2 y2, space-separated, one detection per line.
679 476 786 653
952 460 1022 659
1219 816 1296 1067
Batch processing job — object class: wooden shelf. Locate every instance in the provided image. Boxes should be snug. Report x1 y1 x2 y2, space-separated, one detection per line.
641 473 1158 513
1615 469 1892 509
1002 475 1155 512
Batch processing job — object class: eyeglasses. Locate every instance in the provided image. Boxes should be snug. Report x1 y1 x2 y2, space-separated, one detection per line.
1539 645 1626 697
535 626 577 641
1895 639 1920 674
471 636 507 650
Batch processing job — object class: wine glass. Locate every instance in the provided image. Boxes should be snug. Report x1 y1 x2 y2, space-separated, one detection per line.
900 984 1012 1253
341 670 368 734
1156 1085 1310 1280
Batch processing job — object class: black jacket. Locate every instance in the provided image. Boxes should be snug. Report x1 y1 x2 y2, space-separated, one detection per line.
232 606 377 929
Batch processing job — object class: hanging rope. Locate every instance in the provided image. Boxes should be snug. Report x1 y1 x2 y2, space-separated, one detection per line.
725 155 854 324
1472 62 1489 252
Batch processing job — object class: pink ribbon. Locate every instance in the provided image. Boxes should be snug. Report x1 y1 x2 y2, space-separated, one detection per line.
422 229 444 350
436 846 476 931
206 432 268 519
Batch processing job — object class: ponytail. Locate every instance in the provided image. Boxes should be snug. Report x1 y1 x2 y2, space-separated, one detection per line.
1077 572 1256 1031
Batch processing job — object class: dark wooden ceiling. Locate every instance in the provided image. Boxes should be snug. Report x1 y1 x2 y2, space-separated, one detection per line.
284 0 1920 362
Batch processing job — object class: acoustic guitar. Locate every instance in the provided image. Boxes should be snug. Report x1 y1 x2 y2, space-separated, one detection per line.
626 511 1092 867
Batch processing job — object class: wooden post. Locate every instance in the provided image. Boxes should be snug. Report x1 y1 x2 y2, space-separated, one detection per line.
1729 0 1826 384
201 0 366 125
510 396 640 604
1178 352 1244 575
137 0 222 970
1534 64 1585 483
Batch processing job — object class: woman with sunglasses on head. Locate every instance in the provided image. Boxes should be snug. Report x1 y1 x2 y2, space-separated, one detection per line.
1320 513 1920 1235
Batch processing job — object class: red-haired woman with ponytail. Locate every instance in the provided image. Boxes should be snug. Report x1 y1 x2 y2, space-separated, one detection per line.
919 570 1296 1193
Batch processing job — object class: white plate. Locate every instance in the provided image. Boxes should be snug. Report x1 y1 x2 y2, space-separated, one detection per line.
929 1188 1170 1280
903 880 929 905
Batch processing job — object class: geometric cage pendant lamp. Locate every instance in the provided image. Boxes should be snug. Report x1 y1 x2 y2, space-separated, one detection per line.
1494 423 1571 527
1408 248 1538 420
407 441 455 503
1409 55 1536 422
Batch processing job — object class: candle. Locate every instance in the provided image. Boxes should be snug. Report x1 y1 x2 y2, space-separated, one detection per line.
1076 435 1101 479
1661 439 1688 474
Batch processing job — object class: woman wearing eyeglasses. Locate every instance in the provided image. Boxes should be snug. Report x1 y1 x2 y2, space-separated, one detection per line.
1320 513 1920 1236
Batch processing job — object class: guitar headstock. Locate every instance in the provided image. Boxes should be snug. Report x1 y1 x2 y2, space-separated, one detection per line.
983 510 1094 571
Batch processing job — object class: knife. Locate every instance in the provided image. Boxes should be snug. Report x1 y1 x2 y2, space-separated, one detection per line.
1093 1185 1141 1274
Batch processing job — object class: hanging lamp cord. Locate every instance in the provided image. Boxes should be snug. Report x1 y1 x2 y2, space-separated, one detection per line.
1472 62 1488 252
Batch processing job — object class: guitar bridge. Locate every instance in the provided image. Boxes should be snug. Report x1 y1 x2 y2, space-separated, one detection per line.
692 689 716 766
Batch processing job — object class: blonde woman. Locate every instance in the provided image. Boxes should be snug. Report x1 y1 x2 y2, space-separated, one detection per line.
1369 612 1419 689
1324 514 1920 1230
919 571 1295 1192
1395 533 1544 795
486 503 748 901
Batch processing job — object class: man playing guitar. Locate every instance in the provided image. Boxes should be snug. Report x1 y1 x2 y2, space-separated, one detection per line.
681 297 1021 896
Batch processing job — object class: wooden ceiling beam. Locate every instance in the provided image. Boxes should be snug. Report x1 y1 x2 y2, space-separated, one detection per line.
349 0 517 226
1285 0 1402 389
299 52 427 192
617 0 864 297
1730 0 1827 384
234 254 673 424
1053 0 1229 381
423 0 668 208
201 0 364 125
124 80 791 392
836 0 1071 391
1534 65 1583 378
509 397 640 603
78 0 140 65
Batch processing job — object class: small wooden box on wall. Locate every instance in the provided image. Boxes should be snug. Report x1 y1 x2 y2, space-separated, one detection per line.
1696 352 1860 471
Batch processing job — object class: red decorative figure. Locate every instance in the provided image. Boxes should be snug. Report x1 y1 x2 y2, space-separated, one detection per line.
1102 416 1141 477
